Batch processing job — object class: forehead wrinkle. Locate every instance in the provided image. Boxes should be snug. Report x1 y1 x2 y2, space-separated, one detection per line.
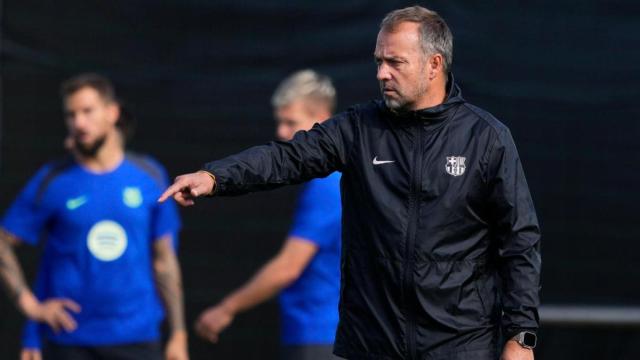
376 28 421 59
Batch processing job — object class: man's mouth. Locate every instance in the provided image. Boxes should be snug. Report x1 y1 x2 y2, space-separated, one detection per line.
74 132 90 142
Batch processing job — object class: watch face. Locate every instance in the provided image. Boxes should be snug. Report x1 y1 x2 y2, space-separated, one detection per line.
523 332 537 347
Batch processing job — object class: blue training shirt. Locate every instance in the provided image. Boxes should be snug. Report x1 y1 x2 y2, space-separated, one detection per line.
1 154 180 348
279 171 342 345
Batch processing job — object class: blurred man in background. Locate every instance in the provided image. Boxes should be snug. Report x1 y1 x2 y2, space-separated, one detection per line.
161 5 541 360
195 70 342 360
0 74 187 360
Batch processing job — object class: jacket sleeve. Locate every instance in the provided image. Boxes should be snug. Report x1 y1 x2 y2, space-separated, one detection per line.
203 108 356 196
486 129 541 340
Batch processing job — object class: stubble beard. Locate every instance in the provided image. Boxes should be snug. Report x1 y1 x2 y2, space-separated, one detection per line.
74 134 107 158
381 74 430 113
381 84 410 112
383 95 407 112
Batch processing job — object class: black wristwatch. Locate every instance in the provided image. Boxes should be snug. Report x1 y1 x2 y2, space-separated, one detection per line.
512 331 537 349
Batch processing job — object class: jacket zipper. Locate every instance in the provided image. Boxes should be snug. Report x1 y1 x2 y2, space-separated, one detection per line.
403 123 423 359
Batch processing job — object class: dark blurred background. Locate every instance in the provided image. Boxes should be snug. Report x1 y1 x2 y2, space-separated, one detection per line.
1 1 639 359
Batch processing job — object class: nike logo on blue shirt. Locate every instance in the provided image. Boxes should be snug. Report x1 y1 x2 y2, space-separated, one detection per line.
66 196 88 210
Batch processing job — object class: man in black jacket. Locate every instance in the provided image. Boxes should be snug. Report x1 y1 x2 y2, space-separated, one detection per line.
160 6 540 360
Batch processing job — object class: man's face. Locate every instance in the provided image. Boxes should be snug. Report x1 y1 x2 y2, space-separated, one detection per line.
374 22 431 111
274 99 326 141
64 87 118 157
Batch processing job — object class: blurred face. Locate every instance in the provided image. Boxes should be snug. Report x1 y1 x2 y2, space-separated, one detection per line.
375 22 432 111
274 99 329 141
64 87 119 157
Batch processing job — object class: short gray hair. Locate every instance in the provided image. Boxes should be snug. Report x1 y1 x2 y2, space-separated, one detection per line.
380 6 453 72
271 70 336 112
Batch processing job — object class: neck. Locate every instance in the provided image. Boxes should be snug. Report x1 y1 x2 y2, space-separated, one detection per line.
75 132 124 173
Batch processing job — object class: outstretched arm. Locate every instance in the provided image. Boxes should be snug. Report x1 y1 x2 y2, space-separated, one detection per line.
159 110 356 206
195 238 318 343
153 235 188 360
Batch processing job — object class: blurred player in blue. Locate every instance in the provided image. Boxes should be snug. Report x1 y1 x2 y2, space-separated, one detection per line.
0 74 187 360
195 70 342 360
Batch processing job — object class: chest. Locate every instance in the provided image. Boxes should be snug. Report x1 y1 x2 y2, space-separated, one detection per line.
349 120 490 206
44 175 156 234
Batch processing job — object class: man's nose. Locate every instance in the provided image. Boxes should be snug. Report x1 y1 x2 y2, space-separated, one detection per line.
69 114 87 130
377 63 391 81
276 127 289 141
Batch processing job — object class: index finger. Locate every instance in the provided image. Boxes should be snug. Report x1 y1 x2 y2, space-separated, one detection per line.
158 181 186 203
194 319 208 339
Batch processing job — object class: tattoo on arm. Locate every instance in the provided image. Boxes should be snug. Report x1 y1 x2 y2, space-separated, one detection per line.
153 236 186 333
0 228 28 305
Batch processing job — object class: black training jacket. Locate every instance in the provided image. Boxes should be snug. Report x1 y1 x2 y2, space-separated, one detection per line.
204 75 541 360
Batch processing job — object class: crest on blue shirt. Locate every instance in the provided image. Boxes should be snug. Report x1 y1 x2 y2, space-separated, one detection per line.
445 156 466 177
122 187 143 208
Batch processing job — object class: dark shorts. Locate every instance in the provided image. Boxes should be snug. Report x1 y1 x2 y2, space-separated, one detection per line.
43 341 162 360
281 344 341 360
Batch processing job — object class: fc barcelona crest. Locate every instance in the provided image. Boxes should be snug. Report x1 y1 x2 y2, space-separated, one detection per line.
446 156 466 177
122 187 143 208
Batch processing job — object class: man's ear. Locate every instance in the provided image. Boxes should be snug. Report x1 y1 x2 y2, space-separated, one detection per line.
107 102 121 125
428 54 444 80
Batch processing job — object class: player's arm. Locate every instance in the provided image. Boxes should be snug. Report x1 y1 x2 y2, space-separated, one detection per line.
159 109 357 206
0 228 31 311
195 237 318 343
0 228 80 333
152 235 188 360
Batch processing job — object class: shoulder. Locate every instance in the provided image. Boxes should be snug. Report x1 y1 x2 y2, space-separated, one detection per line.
458 104 521 167
349 100 384 122
124 152 169 188
39 156 76 177
459 103 511 137
32 156 77 200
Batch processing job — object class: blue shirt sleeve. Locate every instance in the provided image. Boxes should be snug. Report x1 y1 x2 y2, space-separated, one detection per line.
1 165 56 245
21 320 44 349
288 172 342 249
